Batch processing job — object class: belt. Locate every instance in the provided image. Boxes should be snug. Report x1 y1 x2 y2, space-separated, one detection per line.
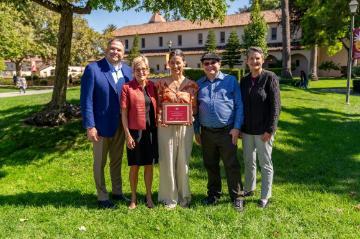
201 125 232 132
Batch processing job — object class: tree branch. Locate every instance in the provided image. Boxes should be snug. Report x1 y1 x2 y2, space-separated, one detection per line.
340 38 349 52
30 0 61 13
72 1 92 15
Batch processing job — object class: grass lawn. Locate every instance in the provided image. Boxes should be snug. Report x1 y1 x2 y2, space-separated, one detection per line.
0 80 359 238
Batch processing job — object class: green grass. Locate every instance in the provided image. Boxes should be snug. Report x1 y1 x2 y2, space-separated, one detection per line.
0 80 359 238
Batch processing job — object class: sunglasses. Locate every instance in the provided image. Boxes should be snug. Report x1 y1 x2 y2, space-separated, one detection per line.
203 61 218 66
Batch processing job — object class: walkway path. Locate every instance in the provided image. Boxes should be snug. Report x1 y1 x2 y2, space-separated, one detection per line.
0 89 53 98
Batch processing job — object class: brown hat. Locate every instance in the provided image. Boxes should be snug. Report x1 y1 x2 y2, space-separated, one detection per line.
200 52 221 62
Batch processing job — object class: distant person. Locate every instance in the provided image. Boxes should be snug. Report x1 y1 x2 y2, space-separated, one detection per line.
300 70 308 89
121 56 158 209
240 46 281 208
68 75 73 86
13 74 18 85
194 52 245 212
80 38 132 209
17 77 27 94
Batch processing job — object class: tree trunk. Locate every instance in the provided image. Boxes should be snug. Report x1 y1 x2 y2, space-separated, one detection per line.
48 7 73 110
25 7 80 127
310 45 318 80
281 0 292 79
14 60 23 76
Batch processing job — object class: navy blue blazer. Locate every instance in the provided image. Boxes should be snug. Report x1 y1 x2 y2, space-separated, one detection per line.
80 58 132 137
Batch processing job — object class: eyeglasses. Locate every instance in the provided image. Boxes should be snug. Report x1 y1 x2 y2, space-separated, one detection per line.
135 68 148 73
203 61 218 66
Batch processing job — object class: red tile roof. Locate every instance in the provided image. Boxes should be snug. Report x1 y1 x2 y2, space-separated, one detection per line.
114 10 281 37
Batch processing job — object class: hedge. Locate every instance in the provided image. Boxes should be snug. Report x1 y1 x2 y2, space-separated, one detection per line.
184 68 245 82
266 67 282 76
353 79 360 93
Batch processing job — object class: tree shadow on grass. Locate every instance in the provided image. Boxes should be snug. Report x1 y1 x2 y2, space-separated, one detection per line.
0 190 97 208
273 106 360 200
0 101 87 169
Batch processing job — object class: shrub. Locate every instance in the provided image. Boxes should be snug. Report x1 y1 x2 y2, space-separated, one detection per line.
340 66 360 77
0 78 13 85
353 79 360 93
319 61 340 71
25 75 39 81
266 67 282 76
39 79 48 86
184 68 244 82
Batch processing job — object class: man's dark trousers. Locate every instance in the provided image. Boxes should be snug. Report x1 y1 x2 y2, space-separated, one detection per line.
200 126 243 200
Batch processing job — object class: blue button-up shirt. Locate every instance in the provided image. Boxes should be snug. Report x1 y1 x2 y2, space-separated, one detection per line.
194 71 244 134
105 59 125 95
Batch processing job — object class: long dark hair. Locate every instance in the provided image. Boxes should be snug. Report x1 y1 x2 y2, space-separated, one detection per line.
169 49 185 61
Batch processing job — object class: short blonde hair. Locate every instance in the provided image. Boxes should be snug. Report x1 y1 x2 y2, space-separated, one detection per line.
132 55 149 71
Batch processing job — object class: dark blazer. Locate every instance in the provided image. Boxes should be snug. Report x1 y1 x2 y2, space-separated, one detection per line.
80 58 132 137
240 69 281 135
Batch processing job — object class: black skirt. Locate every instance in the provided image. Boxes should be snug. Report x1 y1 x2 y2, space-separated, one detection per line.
126 125 158 166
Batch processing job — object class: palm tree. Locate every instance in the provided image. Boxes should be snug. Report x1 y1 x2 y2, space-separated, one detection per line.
281 0 292 79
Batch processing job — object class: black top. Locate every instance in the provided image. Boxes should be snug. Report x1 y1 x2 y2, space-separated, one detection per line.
240 69 281 135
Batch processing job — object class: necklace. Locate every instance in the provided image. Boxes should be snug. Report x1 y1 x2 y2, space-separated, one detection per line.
172 77 185 91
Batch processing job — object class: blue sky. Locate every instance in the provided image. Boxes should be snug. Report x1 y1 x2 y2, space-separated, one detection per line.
84 0 250 32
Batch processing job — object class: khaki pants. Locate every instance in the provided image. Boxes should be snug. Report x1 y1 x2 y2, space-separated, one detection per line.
93 123 125 201
242 133 274 200
158 125 194 206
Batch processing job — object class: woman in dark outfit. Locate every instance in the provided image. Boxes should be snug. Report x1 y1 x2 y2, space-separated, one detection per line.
240 47 281 208
121 55 158 209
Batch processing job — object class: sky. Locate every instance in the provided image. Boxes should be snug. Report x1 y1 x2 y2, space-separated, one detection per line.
84 0 250 33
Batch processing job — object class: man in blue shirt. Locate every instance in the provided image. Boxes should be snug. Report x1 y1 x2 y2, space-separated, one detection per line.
194 52 244 211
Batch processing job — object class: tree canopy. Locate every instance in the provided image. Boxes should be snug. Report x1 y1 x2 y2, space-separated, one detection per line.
205 30 217 53
296 0 360 54
0 0 229 125
222 30 242 68
242 0 268 56
127 35 141 65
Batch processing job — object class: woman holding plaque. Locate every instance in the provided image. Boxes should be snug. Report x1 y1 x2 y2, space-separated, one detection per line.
156 49 198 209
121 55 158 209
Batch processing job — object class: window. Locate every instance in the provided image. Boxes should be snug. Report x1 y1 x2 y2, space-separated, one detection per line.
271 27 277 40
156 64 160 71
198 33 203 45
159 37 163 47
141 38 145 48
197 63 201 68
295 59 300 67
178 35 182 46
220 31 225 43
125 39 129 49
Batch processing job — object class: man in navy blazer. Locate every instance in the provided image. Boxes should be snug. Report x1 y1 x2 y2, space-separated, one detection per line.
80 38 132 209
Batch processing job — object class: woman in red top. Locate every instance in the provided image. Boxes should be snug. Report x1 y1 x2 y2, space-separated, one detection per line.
121 55 158 209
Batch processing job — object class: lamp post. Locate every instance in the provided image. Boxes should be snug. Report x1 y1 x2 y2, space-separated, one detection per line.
168 40 172 53
346 0 358 104
167 40 172 74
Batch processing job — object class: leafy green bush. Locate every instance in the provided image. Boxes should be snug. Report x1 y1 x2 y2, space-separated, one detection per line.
266 67 282 76
39 80 48 86
319 61 340 71
353 79 360 93
25 75 40 81
279 78 300 86
340 66 360 77
0 78 13 85
184 68 244 82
